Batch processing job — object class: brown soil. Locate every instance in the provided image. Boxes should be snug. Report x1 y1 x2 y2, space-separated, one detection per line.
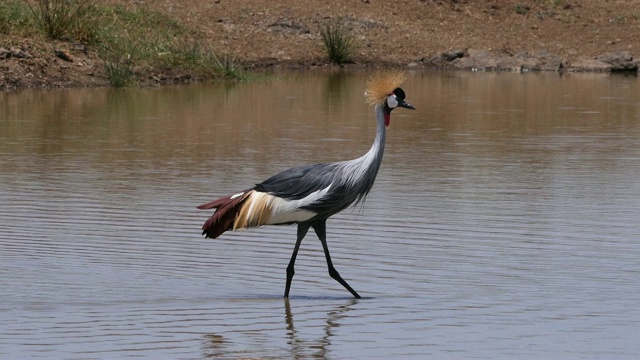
2 0 639 90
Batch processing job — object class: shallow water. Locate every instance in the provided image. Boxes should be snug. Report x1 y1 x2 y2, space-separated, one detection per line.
1 71 640 359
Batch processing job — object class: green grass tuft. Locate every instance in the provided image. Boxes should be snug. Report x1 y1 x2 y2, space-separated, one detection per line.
99 41 137 87
2 1 247 85
0 1 33 35
320 23 354 65
26 0 92 40
212 52 244 80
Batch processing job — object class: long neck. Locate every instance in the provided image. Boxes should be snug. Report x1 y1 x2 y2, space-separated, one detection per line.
340 104 387 201
365 104 387 176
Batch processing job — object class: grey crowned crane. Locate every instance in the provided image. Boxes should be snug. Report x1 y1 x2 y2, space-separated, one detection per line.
197 71 415 298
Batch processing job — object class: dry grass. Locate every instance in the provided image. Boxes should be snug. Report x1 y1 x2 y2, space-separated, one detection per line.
1 0 244 86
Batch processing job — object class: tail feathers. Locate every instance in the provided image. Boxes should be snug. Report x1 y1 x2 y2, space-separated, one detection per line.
199 190 252 239
199 189 293 238
196 198 228 210
197 190 249 210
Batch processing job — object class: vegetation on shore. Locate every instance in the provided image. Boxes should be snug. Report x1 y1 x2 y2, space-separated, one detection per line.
1 0 362 88
0 0 246 86
320 22 354 65
4 0 636 90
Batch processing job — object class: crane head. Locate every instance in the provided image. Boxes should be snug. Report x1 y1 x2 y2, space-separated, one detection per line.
382 87 415 126
386 87 415 111
365 70 416 126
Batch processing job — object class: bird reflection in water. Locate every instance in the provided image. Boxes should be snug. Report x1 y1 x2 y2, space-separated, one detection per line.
201 298 359 359
284 298 359 359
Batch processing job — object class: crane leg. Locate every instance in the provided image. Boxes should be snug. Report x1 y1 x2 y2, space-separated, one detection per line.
312 221 362 299
284 223 310 298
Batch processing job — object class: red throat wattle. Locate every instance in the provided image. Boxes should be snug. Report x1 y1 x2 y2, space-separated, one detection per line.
384 112 390 126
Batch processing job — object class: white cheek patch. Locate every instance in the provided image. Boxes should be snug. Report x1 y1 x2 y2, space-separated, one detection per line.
387 94 398 108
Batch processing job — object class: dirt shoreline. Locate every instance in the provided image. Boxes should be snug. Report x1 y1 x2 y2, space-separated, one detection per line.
2 0 639 91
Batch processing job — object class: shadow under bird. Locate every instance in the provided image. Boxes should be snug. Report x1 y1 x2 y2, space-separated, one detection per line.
197 71 415 298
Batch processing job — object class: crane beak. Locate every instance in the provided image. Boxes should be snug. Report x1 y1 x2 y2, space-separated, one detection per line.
398 99 416 110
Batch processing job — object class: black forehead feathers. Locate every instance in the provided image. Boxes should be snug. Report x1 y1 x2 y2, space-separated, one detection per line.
392 87 406 100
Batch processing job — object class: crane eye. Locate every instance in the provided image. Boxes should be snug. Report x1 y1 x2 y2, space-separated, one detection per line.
386 94 398 109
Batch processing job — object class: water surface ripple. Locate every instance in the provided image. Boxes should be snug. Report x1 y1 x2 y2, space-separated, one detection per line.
1 71 639 359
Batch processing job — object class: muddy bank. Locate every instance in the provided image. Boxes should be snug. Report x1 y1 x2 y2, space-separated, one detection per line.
2 0 639 90
417 48 639 72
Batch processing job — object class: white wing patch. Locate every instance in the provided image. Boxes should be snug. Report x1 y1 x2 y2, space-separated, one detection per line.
230 192 245 199
267 184 332 224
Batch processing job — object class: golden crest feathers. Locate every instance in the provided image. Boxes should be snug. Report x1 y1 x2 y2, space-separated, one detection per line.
365 70 407 106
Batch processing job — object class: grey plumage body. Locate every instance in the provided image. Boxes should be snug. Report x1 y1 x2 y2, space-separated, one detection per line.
198 72 414 298
255 105 386 222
